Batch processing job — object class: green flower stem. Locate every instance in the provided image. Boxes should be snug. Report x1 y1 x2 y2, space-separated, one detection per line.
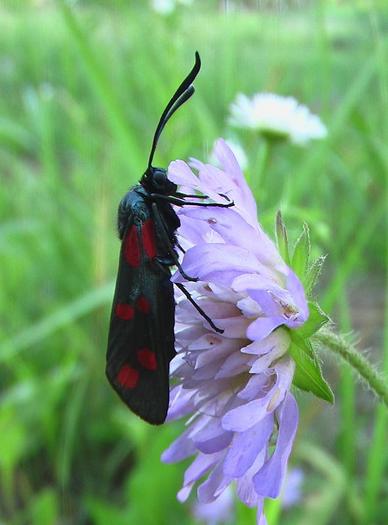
314 328 388 407
338 289 356 478
254 139 270 196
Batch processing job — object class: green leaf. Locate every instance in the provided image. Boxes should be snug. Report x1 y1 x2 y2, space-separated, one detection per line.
126 426 187 525
86 498 128 525
305 255 326 295
60 3 143 169
30 489 59 525
289 334 334 404
297 302 330 338
236 499 257 523
275 211 290 265
291 223 310 281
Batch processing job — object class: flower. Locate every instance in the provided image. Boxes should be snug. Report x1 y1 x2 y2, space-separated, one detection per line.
193 485 234 525
229 93 327 145
151 0 193 15
281 467 304 509
161 139 309 524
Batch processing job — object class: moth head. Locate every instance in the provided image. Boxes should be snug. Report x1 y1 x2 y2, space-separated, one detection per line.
141 167 177 195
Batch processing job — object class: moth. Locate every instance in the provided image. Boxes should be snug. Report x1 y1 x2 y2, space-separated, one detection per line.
106 52 232 424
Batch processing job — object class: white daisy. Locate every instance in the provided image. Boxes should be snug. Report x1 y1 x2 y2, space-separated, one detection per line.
151 0 193 15
229 93 327 146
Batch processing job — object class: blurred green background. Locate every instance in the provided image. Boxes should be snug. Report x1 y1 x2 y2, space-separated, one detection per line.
0 1 386 524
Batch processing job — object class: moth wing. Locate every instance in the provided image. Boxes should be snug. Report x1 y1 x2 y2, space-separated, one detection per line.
106 208 175 425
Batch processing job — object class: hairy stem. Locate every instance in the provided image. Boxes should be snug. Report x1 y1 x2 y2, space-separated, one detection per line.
314 328 388 407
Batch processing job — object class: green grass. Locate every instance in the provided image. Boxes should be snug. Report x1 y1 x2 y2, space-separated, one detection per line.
0 1 386 524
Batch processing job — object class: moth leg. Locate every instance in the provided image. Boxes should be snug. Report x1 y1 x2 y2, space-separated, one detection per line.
177 242 186 254
153 259 171 276
217 193 233 203
175 192 232 204
151 202 198 282
150 193 234 208
174 192 208 199
175 282 224 334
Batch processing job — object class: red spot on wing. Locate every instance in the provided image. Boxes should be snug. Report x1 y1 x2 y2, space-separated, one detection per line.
136 295 151 314
137 348 157 371
115 303 135 320
124 226 140 267
117 365 139 389
142 219 157 259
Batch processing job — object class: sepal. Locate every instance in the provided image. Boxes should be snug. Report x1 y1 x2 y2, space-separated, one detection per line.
296 302 330 338
275 211 290 265
289 332 334 404
279 218 326 297
291 223 310 282
304 255 326 296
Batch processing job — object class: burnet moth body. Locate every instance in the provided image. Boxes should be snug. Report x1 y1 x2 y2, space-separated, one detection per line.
106 52 233 424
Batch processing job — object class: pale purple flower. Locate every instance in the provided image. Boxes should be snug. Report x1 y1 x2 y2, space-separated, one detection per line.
281 468 304 508
193 485 234 525
162 139 309 524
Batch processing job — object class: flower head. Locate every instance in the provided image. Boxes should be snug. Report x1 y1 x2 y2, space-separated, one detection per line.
229 93 327 145
151 0 193 15
162 139 309 524
281 467 304 509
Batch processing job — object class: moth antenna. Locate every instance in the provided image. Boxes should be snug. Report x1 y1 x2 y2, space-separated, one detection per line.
152 86 195 149
147 51 201 170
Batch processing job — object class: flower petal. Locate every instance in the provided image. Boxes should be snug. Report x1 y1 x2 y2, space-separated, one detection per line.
285 269 309 325
246 317 283 341
161 427 197 463
173 244 260 285
180 207 260 253
184 452 221 486
223 414 274 477
197 460 232 504
168 159 200 189
256 500 268 525
166 385 195 421
222 357 294 431
188 333 225 351
222 393 272 432
241 328 290 356
194 421 233 454
235 451 266 507
237 373 274 401
177 483 194 503
212 317 251 339
215 351 254 379
253 393 299 498
213 139 258 227
249 339 290 374
195 340 240 369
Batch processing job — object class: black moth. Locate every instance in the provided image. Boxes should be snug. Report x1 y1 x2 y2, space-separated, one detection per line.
106 52 233 424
